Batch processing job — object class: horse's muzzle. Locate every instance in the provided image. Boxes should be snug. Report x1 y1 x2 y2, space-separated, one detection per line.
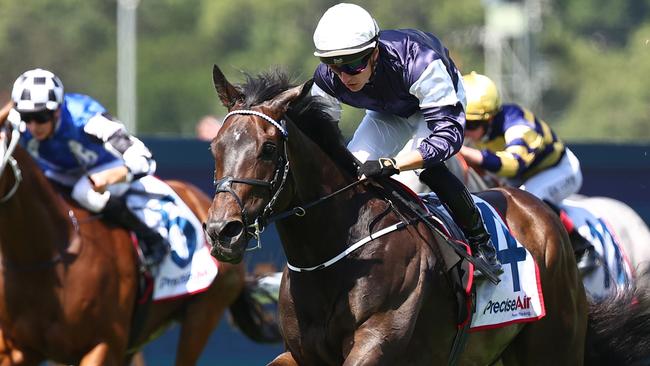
203 219 247 263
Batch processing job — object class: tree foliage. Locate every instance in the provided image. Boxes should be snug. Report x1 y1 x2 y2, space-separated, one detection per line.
1 0 648 141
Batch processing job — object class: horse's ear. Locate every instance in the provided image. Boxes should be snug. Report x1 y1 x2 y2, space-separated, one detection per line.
212 64 243 110
268 79 314 113
297 78 314 102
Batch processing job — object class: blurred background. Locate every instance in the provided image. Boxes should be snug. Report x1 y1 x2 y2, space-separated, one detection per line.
2 0 648 365
2 0 649 140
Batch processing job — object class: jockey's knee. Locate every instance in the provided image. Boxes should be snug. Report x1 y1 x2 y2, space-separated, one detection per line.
71 177 111 213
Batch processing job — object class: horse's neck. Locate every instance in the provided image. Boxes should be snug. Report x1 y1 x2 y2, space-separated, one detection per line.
0 146 71 262
279 127 373 266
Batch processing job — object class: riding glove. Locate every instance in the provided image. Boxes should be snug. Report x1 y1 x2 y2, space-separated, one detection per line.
359 158 400 178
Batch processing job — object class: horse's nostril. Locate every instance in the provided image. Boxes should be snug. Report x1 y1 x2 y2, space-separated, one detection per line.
222 221 244 239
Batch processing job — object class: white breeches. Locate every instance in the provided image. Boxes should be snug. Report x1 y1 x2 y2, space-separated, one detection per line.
516 148 583 205
347 110 431 189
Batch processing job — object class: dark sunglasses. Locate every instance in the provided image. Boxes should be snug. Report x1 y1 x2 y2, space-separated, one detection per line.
20 111 53 125
465 120 487 131
328 52 373 76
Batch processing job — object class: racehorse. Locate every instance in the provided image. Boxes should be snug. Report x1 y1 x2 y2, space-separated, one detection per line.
0 109 278 365
203 65 650 365
433 154 650 295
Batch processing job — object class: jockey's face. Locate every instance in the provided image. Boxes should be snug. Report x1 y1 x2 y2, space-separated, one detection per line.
331 48 378 92
24 109 58 141
464 119 489 142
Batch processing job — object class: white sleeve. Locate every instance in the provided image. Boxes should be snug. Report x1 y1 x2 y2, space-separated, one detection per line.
84 114 156 179
408 59 465 109
310 83 343 122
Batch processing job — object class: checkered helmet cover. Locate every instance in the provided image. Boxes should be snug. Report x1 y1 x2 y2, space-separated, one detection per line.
11 68 64 112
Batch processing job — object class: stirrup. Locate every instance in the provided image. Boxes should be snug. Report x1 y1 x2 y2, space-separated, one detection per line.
470 239 503 285
576 247 600 275
473 258 504 285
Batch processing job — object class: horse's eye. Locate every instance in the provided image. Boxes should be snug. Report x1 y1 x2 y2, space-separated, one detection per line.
260 142 277 160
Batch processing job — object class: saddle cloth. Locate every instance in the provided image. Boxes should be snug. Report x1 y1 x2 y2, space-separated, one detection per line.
419 193 546 330
561 199 633 300
127 176 218 302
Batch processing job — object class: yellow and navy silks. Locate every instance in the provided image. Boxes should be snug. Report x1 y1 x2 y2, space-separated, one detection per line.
475 104 565 180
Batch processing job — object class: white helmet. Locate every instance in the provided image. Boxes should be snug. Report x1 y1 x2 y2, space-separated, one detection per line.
11 68 64 113
313 3 379 63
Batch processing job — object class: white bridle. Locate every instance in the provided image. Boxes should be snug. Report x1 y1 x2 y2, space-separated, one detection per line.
0 110 24 204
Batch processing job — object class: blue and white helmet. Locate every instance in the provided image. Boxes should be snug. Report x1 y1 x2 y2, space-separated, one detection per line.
11 68 64 113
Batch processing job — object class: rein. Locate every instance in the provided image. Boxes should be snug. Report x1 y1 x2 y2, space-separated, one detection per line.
214 108 414 272
0 116 24 204
0 113 83 270
214 108 370 253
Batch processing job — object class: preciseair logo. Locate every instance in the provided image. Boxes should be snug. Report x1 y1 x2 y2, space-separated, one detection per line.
483 295 532 315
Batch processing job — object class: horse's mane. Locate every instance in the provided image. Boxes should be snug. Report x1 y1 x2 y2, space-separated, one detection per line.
238 69 358 177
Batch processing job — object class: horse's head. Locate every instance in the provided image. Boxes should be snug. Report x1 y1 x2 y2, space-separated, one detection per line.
204 65 309 263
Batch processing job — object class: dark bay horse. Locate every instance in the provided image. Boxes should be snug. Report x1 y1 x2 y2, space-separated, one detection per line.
0 109 277 365
204 65 650 365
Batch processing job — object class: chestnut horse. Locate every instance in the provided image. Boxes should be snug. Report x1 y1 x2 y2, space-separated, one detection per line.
0 110 278 365
204 65 650 365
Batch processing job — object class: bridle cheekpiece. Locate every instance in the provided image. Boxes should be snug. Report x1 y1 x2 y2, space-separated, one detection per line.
212 109 291 251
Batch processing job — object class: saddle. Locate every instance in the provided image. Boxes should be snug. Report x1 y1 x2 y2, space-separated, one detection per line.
369 179 475 326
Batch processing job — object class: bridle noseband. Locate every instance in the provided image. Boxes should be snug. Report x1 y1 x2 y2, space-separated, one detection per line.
213 109 291 251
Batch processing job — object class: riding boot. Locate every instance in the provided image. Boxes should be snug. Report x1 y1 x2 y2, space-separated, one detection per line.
102 196 169 269
543 200 598 274
420 165 503 282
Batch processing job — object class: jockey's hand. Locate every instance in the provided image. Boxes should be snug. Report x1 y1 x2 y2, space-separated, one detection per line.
459 145 483 168
89 166 130 193
359 158 400 179
1 102 18 127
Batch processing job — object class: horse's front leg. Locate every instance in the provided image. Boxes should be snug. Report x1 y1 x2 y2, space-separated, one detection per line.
342 324 405 366
79 342 122 366
343 295 425 365
266 352 299 366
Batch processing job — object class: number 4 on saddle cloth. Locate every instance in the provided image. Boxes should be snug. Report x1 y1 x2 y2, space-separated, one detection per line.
419 193 545 330
125 176 218 302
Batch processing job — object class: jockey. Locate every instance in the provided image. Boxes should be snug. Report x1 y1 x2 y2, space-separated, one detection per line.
458 71 596 272
310 3 502 280
9 68 168 268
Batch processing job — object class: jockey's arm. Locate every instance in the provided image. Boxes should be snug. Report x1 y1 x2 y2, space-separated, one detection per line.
395 105 464 171
458 145 483 168
88 165 130 193
83 113 156 190
394 150 424 171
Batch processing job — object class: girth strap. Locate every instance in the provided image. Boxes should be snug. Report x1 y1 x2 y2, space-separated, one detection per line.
287 221 407 272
